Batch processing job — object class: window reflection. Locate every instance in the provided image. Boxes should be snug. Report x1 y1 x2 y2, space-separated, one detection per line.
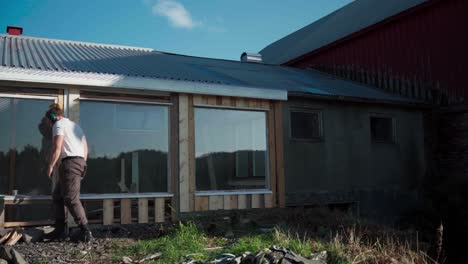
80 101 169 193
195 108 268 191
0 97 54 195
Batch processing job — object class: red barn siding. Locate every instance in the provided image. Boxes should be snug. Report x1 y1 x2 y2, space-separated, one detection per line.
289 0 468 105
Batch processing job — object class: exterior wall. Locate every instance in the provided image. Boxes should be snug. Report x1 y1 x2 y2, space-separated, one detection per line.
283 97 426 222
289 0 468 105
0 84 285 227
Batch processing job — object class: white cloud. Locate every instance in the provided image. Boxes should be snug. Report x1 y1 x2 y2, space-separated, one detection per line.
152 0 200 29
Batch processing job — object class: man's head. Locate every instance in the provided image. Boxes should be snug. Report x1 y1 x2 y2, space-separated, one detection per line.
46 103 64 123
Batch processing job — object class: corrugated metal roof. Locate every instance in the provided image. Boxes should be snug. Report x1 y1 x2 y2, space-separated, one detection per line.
260 0 428 65
0 34 421 104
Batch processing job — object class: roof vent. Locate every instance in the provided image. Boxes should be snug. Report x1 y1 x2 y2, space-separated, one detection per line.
6 26 23 36
240 52 262 63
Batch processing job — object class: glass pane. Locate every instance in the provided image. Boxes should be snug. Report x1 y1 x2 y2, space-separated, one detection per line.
290 111 321 140
371 117 394 142
195 108 267 191
80 101 169 193
0 97 54 195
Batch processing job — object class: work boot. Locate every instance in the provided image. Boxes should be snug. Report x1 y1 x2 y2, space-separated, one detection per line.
71 224 94 243
44 223 68 241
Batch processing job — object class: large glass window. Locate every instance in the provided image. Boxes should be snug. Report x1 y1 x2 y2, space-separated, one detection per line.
0 96 55 195
80 101 169 193
195 108 268 191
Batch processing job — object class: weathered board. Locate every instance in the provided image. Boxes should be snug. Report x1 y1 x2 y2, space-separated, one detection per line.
103 199 114 225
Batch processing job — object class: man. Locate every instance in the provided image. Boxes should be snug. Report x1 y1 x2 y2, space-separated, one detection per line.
45 103 93 242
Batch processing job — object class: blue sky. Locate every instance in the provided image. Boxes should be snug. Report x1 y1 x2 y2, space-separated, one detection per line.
1 0 352 60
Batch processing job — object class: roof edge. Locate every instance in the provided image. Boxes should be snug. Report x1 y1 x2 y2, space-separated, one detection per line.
0 34 154 52
0 66 287 101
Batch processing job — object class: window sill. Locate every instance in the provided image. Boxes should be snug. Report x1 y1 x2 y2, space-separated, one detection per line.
1 193 174 202
195 190 272 196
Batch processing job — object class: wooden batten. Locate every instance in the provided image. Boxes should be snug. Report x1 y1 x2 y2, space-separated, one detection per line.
103 199 114 225
274 102 286 208
195 196 209 211
251 194 262 209
0 198 4 228
237 194 248 209
188 95 196 212
170 94 179 221
208 196 223 211
138 198 149 224
268 101 277 207
178 94 190 212
68 88 80 122
120 199 132 224
155 198 165 223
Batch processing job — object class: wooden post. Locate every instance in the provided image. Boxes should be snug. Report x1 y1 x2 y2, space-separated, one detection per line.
268 101 277 207
103 199 114 225
155 198 165 223
179 94 190 212
238 194 247 209
0 197 5 228
120 199 132 224
274 102 286 208
138 198 148 224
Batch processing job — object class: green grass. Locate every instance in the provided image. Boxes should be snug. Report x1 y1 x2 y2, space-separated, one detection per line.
113 222 209 263
112 221 430 264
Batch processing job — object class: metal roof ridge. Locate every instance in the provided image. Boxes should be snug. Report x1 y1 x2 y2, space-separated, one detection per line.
0 34 155 52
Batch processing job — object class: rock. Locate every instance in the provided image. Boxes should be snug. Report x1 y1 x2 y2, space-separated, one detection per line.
0 259 8 264
11 249 28 264
310 251 327 263
0 246 13 262
122 256 133 264
21 228 45 244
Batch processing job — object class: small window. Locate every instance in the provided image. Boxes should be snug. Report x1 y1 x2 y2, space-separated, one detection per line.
370 116 394 143
290 109 322 140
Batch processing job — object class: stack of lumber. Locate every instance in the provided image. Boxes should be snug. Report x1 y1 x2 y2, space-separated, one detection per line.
0 229 22 246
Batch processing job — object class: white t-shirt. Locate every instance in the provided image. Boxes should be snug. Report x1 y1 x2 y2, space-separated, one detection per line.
53 118 86 159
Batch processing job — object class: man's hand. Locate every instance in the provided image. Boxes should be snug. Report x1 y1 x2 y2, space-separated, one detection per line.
47 166 54 179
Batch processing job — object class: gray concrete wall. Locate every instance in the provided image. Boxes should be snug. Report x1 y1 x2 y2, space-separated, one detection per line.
283 98 426 222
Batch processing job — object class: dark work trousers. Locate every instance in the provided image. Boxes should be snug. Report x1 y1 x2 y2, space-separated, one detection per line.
53 157 88 226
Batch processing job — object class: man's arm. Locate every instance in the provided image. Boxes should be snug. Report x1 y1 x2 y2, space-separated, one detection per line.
48 135 64 178
82 136 88 162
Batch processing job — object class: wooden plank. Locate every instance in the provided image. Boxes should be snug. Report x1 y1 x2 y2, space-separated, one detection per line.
170 95 179 222
209 196 223 211
221 97 233 106
193 95 204 105
0 198 4 228
238 194 247 209
103 199 114 225
230 195 238 209
207 96 217 105
274 102 286 208
268 102 277 207
155 198 165 223
251 194 261 209
178 94 190 213
3 220 54 228
195 196 209 211
188 95 195 212
120 199 132 224
68 88 80 122
138 198 148 224
260 100 270 110
264 194 273 208
67 211 77 228
223 195 232 210
235 98 249 108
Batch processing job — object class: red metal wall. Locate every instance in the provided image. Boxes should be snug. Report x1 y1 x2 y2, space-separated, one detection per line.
289 0 468 105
